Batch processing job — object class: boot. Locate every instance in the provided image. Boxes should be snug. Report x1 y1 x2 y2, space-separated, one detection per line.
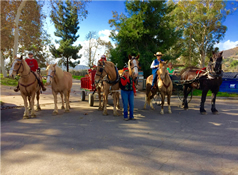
14 84 20 92
40 82 46 91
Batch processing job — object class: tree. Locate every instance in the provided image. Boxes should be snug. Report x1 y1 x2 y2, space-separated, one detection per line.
109 0 182 77
50 0 89 72
172 0 232 68
1 0 50 75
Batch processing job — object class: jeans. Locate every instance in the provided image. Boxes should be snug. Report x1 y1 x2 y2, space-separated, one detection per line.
121 90 134 119
151 71 158 88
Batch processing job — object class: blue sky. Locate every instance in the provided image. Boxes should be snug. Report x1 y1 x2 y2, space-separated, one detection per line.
43 1 238 65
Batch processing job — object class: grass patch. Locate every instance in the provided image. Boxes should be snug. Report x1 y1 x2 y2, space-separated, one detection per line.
192 89 238 97
72 75 83 80
0 74 18 86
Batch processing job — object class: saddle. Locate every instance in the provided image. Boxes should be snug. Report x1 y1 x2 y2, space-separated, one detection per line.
196 67 206 76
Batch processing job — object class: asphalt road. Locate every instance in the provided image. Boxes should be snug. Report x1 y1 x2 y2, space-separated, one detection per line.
1 87 238 175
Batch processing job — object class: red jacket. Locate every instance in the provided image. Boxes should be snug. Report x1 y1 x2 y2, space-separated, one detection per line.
25 58 38 72
120 75 136 94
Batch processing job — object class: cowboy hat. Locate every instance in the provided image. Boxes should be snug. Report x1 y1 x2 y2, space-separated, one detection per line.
154 52 163 56
28 51 34 55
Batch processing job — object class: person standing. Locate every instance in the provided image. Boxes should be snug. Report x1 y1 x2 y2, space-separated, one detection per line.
150 52 164 90
120 67 137 121
14 51 46 92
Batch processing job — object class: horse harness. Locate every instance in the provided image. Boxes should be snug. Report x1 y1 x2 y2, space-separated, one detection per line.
159 72 171 89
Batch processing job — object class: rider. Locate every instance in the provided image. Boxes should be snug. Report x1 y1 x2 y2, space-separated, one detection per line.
99 55 107 62
150 52 164 91
14 51 46 92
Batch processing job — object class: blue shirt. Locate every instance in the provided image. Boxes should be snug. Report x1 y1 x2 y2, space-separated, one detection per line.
151 59 164 74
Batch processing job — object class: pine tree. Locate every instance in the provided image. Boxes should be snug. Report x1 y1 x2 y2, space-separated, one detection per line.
50 0 88 72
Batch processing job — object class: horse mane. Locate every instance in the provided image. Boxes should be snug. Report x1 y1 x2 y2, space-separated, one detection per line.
180 66 198 76
55 66 64 79
105 61 115 67
22 59 30 72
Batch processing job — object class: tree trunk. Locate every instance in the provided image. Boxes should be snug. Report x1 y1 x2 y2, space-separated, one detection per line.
13 0 27 57
200 50 205 68
0 52 7 77
67 57 69 72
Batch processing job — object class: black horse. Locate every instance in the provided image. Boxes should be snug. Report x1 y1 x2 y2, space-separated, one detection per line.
180 51 223 114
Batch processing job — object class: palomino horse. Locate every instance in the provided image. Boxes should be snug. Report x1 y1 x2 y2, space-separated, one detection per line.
9 56 41 119
181 51 223 114
144 61 173 114
46 63 72 114
95 60 120 116
118 54 140 84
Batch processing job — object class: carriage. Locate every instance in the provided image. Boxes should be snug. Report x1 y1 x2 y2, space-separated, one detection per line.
80 68 97 106
153 75 193 105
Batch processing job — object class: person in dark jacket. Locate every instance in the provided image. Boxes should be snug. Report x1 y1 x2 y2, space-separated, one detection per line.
120 67 137 121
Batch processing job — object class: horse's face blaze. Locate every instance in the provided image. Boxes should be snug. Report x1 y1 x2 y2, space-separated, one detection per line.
95 61 106 84
10 58 21 77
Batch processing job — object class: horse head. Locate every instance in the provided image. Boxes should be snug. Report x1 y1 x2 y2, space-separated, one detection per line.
94 60 107 85
209 51 223 76
158 60 168 80
128 54 140 84
46 63 57 85
9 55 24 78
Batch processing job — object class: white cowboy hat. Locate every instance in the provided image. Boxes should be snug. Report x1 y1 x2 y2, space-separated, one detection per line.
154 52 163 56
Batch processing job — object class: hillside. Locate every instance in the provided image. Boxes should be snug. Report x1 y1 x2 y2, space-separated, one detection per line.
223 46 238 59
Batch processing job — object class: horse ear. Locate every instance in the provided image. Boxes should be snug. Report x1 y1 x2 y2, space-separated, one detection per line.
136 54 140 59
53 63 57 67
165 60 168 64
212 51 215 55
14 55 17 59
20 55 23 60
210 57 213 62
46 62 49 66
128 55 132 60
219 51 223 56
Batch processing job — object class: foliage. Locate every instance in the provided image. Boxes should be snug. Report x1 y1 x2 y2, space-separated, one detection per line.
192 89 238 97
72 75 84 80
50 0 89 72
0 74 18 86
1 0 50 69
109 0 182 77
171 0 231 68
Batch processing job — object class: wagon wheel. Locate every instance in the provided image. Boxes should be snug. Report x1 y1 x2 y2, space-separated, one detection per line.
89 94 94 106
81 91 86 101
177 89 193 103
153 92 161 106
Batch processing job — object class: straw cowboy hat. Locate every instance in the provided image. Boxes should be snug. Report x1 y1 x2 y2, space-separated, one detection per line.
154 52 163 56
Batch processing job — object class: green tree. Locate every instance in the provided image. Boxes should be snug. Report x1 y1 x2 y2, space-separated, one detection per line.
109 0 182 77
172 0 232 68
50 0 89 72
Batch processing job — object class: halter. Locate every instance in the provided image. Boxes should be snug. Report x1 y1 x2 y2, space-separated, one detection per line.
10 59 31 78
207 58 223 78
47 67 56 79
129 57 139 83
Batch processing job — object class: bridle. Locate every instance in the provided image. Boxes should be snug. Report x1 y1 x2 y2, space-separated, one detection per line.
207 57 223 78
95 61 107 84
129 57 139 83
10 59 31 78
158 65 171 89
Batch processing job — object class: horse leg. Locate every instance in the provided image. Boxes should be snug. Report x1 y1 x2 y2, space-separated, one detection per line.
30 92 36 118
35 90 41 111
103 91 109 115
200 88 209 115
160 93 165 114
68 90 71 109
98 88 103 111
168 92 172 114
143 94 147 109
183 85 189 109
113 93 119 116
116 92 121 110
53 91 58 114
22 95 29 119
211 90 218 114
64 91 70 112
60 92 65 109
28 96 31 111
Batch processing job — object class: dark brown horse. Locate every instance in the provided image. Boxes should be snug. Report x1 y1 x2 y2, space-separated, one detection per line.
181 51 223 114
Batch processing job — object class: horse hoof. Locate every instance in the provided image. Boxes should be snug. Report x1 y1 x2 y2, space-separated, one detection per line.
31 114 36 118
212 111 219 115
65 109 70 112
61 106 65 109
168 110 172 114
53 111 58 115
200 112 207 115
184 107 188 110
103 111 108 115
23 115 29 119
113 111 119 116
160 111 164 115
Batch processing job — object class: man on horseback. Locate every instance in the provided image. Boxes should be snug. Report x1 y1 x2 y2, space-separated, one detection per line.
150 52 164 91
14 51 46 92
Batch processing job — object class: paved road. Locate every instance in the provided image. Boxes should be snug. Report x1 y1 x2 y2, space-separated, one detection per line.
1 80 238 175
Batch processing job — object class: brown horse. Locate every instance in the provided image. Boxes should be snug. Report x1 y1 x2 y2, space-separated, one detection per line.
46 63 72 114
181 51 223 114
94 60 120 116
144 61 173 114
9 55 41 119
